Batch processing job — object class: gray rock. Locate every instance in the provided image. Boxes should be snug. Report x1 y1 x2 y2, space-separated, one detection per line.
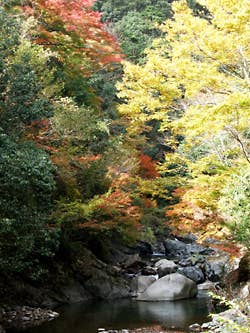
164 239 212 260
164 239 187 257
205 253 230 282
177 266 205 284
132 275 157 294
186 244 212 256
121 254 141 268
239 282 250 299
179 258 192 267
141 266 157 276
154 259 178 277
202 308 249 332
197 280 217 291
188 323 201 332
177 233 197 244
137 273 198 301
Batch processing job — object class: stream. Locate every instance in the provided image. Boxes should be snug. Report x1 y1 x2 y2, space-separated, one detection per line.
15 292 211 333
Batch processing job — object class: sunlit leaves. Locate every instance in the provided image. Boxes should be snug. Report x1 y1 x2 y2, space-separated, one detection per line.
23 0 123 74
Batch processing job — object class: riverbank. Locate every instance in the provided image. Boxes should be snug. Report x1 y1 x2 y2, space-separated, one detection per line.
0 234 249 333
97 327 184 333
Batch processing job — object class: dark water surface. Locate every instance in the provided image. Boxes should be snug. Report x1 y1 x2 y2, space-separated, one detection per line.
19 293 211 333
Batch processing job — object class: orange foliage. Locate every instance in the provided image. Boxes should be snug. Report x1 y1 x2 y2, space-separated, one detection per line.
208 241 242 258
138 154 159 179
76 189 141 235
74 154 101 165
22 0 123 74
166 187 224 238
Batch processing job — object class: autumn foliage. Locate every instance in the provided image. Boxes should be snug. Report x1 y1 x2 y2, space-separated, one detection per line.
138 154 159 179
23 0 123 73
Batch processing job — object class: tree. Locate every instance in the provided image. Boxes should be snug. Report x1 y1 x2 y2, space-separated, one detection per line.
117 0 250 243
23 0 123 73
219 167 250 248
0 7 58 276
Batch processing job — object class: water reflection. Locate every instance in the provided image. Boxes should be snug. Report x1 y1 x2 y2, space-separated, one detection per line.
17 295 211 333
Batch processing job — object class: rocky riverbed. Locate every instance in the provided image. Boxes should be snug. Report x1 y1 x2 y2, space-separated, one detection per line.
0 306 58 331
96 327 184 333
0 234 249 333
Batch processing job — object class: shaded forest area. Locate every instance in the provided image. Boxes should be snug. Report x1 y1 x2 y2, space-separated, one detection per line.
0 0 249 301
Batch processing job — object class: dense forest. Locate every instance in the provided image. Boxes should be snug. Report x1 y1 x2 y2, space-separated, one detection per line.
0 0 249 331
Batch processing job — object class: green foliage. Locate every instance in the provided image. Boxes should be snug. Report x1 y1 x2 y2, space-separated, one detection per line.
93 0 172 23
219 167 250 248
0 7 59 277
115 11 157 63
0 7 57 123
93 0 172 63
0 137 55 219
52 97 110 151
0 135 58 276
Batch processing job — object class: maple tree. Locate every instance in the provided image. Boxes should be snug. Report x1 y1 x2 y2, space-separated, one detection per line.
22 0 123 74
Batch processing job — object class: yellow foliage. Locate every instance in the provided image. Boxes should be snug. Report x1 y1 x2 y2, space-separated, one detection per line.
117 0 250 147
117 0 250 237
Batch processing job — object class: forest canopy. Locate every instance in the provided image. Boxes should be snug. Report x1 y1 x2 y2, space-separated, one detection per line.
0 0 249 280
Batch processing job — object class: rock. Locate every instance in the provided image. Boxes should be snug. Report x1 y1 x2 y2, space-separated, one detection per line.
164 239 213 260
202 308 249 332
177 266 205 284
223 248 250 285
186 244 213 256
154 259 178 277
197 280 217 291
85 274 130 299
137 273 198 301
134 241 153 258
239 252 250 281
1 306 59 330
72 247 131 299
132 275 157 294
239 282 250 299
163 239 187 258
176 233 197 244
141 266 157 276
205 253 230 282
121 254 141 268
188 323 201 332
179 258 192 267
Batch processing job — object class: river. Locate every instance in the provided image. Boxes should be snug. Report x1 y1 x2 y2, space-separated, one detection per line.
15 293 211 333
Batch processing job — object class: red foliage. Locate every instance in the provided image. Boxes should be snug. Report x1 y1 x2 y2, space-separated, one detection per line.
23 0 123 73
138 154 159 179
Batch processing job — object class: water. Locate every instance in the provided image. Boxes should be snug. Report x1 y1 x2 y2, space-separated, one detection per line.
18 293 211 333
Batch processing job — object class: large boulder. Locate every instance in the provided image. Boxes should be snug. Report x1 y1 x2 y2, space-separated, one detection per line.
131 275 157 294
137 273 198 301
154 259 177 277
